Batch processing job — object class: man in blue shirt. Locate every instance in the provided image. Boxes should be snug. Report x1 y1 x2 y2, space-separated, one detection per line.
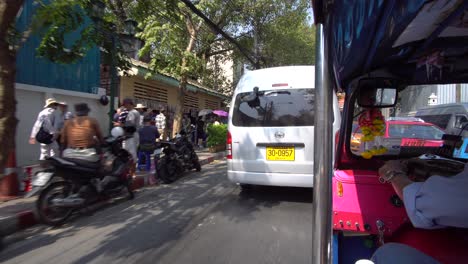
363 160 468 264
137 114 160 171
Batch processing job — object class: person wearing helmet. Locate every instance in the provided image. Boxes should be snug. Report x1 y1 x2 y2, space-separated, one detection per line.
61 103 103 162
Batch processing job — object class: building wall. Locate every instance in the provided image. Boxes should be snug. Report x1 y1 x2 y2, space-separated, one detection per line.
16 0 100 93
119 75 225 110
16 84 110 167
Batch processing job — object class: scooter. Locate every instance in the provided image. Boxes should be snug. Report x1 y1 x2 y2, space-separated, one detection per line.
35 127 134 226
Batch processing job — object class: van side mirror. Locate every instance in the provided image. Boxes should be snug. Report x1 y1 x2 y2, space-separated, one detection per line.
357 78 399 108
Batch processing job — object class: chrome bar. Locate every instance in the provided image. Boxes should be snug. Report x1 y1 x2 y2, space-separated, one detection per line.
312 24 333 264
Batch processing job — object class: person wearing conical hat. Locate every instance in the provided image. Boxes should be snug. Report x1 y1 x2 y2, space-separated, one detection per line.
29 98 60 160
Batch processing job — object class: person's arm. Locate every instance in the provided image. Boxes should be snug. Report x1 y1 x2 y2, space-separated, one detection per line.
380 160 468 229
389 173 413 200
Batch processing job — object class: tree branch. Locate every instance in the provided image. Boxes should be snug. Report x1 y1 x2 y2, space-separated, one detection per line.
179 0 256 66
207 48 234 57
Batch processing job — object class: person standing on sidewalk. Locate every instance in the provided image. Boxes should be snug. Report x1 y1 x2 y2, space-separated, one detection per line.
155 108 167 141
196 116 206 149
54 101 72 149
29 98 59 161
137 114 160 171
135 103 147 126
119 98 140 167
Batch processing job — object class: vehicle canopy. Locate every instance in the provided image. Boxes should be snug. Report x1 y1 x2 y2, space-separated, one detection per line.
312 0 468 89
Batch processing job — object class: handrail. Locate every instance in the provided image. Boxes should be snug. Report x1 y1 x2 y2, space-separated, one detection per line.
312 24 334 264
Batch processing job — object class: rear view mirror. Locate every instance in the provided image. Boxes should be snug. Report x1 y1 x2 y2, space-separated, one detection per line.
357 78 399 108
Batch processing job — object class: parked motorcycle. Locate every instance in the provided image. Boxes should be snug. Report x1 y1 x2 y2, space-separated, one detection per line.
156 131 201 184
35 127 134 226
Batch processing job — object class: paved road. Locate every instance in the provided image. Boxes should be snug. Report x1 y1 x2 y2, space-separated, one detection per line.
0 161 313 264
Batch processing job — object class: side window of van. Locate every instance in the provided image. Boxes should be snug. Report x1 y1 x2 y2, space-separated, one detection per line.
455 115 468 129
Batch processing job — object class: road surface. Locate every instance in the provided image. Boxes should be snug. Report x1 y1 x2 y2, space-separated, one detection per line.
0 160 313 264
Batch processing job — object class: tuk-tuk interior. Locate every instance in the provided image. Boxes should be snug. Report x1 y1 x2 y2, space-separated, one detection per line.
312 0 468 263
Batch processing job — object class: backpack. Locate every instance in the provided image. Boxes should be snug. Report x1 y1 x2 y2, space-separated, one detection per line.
35 122 54 144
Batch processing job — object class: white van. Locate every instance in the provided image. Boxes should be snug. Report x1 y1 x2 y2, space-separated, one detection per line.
227 66 341 189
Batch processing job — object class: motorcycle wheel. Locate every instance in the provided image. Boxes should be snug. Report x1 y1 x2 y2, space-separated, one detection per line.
36 181 74 226
158 158 179 184
192 152 201 172
126 178 135 200
194 160 201 172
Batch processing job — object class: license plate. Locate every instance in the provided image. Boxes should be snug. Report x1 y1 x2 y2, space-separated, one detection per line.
401 139 425 147
32 172 54 186
266 147 295 161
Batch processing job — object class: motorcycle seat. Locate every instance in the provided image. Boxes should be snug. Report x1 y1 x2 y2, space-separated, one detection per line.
48 157 77 167
63 158 101 169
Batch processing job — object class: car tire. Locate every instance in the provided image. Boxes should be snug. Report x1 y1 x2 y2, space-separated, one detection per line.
239 183 253 194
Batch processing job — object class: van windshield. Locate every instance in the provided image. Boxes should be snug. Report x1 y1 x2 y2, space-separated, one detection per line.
232 88 315 127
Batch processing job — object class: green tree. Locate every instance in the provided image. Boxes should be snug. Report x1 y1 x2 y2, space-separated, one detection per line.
231 0 315 69
180 0 316 95
137 0 242 136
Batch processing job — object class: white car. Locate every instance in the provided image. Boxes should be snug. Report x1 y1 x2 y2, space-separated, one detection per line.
227 66 341 189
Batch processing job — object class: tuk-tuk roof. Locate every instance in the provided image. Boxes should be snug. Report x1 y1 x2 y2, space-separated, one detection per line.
312 0 468 91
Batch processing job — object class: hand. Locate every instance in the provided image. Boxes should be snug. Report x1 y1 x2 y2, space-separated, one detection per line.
378 160 408 182
29 137 36 144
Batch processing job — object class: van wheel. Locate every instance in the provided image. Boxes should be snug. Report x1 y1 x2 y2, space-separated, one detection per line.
239 184 253 193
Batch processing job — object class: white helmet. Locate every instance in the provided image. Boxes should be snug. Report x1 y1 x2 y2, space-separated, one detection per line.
111 127 125 138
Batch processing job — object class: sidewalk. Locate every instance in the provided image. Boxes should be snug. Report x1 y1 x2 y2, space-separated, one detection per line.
0 150 225 238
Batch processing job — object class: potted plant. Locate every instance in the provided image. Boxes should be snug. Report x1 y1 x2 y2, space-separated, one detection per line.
207 124 228 153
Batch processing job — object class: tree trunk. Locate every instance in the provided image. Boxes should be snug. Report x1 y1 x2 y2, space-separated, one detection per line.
172 74 188 137
0 1 23 178
172 18 199 137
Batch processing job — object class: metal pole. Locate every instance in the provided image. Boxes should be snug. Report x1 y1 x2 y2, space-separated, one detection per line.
109 34 117 133
312 24 333 264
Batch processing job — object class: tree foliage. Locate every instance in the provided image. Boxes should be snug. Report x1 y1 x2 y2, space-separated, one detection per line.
231 0 316 69
6 0 133 71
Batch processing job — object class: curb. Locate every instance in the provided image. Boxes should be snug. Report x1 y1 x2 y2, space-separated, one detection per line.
0 152 226 239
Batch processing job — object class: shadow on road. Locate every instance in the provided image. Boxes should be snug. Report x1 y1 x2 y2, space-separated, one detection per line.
0 162 233 264
0 161 313 264
212 184 313 224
